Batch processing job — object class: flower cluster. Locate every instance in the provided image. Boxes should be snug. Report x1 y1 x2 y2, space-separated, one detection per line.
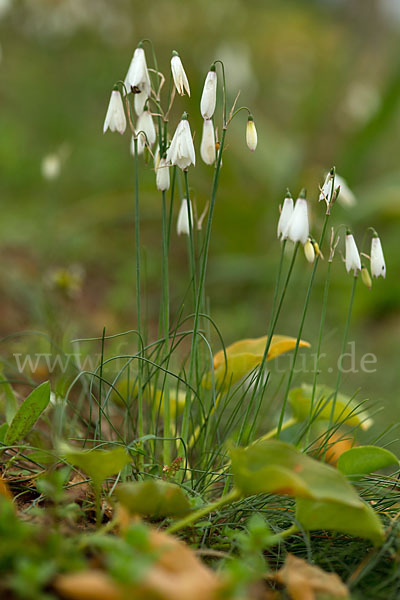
103 42 257 236
276 171 386 285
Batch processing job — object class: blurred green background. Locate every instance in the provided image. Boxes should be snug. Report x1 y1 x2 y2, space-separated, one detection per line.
1 0 399 437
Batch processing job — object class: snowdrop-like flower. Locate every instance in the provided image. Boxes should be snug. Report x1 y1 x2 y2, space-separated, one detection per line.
320 170 356 207
370 235 386 278
246 115 257 151
103 89 126 135
200 119 216 165
304 239 315 264
171 51 190 97
166 114 195 170
177 198 193 236
200 66 217 119
345 232 361 274
124 46 151 115
156 158 170 192
41 154 61 180
277 191 294 240
136 109 156 150
286 190 309 245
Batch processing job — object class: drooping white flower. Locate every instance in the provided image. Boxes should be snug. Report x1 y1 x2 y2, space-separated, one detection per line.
304 239 315 264
103 89 126 135
286 191 309 245
136 109 156 151
246 115 257 151
277 191 294 240
41 153 61 180
177 198 194 236
154 145 160 169
345 232 361 274
319 170 356 207
171 51 190 97
166 114 195 170
124 46 151 115
200 67 217 119
200 119 216 165
370 235 386 278
156 158 170 192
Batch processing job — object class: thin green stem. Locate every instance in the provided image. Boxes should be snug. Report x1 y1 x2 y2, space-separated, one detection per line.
328 274 358 430
166 488 240 534
183 170 197 304
277 212 331 437
133 137 143 471
181 128 227 444
161 191 171 465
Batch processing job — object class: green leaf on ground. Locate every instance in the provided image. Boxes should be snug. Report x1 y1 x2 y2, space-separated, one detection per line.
62 445 132 490
116 480 192 519
337 445 399 479
4 381 51 445
288 384 373 430
229 440 361 506
0 364 18 425
296 497 384 546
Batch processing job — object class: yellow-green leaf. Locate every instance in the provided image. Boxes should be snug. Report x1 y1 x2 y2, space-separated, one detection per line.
337 446 399 480
229 440 362 507
4 381 51 445
288 385 373 430
296 497 384 546
116 480 192 519
203 335 310 390
62 445 132 491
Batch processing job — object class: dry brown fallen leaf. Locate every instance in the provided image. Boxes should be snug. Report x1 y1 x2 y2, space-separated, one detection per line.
271 554 349 600
54 528 223 600
0 475 13 502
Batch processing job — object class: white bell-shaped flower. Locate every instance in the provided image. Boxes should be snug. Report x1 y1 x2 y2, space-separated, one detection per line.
200 67 217 119
124 46 151 115
246 116 257 151
166 114 195 170
286 191 309 245
156 158 170 192
177 198 194 236
320 170 356 207
370 235 386 278
103 89 126 135
277 191 294 240
200 119 216 165
171 51 190 97
136 109 156 150
345 232 361 274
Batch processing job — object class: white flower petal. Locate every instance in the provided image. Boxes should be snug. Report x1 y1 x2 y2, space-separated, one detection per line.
286 197 309 245
370 237 386 278
345 234 361 274
103 90 126 135
200 70 217 119
277 195 294 240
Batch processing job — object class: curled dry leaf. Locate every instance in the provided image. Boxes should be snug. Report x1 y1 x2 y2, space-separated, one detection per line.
271 554 349 600
54 528 222 600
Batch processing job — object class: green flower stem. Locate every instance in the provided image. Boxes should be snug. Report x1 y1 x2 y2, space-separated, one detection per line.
166 488 240 534
266 524 299 546
183 170 197 304
181 128 227 445
250 416 298 445
240 240 288 446
277 212 331 438
161 190 171 465
305 258 333 446
328 274 358 432
133 137 143 472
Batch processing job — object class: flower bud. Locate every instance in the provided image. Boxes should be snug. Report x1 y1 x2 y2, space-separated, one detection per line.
171 51 190 97
200 119 216 165
246 115 257 151
200 66 217 119
361 267 372 289
304 239 315 263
